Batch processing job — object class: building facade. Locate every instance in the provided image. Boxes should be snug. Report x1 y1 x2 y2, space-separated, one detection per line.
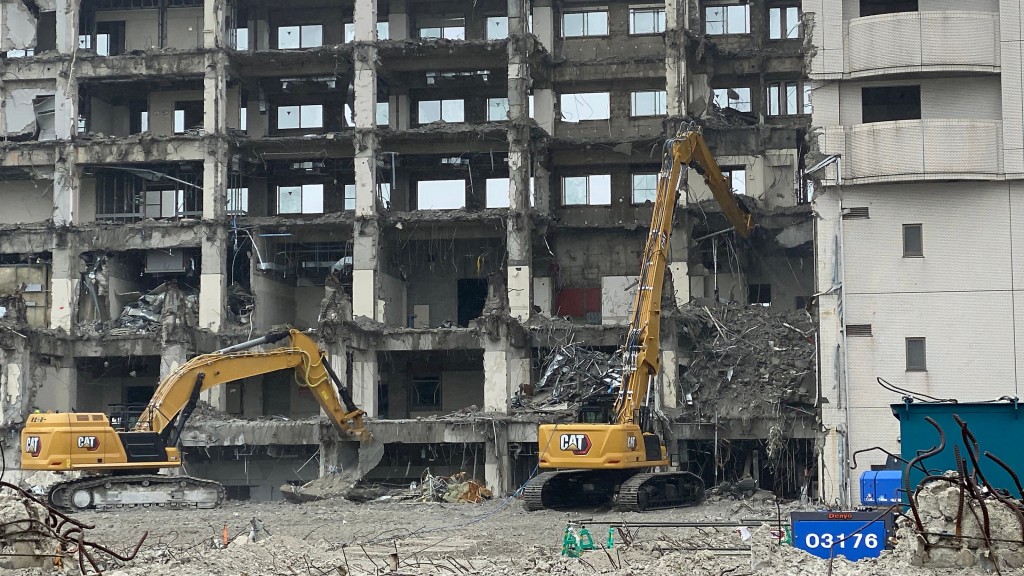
0 0 814 501
808 0 1022 504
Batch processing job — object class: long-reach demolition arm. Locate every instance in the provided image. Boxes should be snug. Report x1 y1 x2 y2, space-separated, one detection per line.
137 329 369 445
612 126 754 431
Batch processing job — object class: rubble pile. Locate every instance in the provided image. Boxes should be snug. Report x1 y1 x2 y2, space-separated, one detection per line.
418 471 492 504
676 302 816 421
0 488 50 569
109 281 199 337
513 345 623 412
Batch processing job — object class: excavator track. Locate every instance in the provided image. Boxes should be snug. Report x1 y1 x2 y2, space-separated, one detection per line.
523 470 705 512
49 474 226 512
616 471 705 512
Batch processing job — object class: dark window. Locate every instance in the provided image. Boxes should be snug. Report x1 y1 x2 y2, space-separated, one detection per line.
411 376 441 409
903 224 923 257
861 0 918 17
862 86 921 123
906 337 926 371
748 283 771 306
457 278 488 327
95 20 126 56
37 12 57 52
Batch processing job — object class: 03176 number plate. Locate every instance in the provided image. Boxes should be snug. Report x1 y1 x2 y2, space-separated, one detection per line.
790 511 890 562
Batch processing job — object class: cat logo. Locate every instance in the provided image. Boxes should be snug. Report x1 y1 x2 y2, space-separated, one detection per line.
559 433 591 455
627 435 637 451
77 436 100 451
24 436 41 457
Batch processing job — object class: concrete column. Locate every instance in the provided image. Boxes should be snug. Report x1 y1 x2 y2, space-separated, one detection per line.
48 248 77 331
199 227 227 331
55 0 80 54
485 424 511 494
660 320 680 409
506 0 532 321
388 0 409 40
0 340 34 427
203 0 225 49
665 0 688 117
52 154 80 225
532 0 554 51
253 5 271 50
160 343 189 379
533 88 556 134
394 94 411 130
54 0 80 227
351 350 378 417
483 331 529 413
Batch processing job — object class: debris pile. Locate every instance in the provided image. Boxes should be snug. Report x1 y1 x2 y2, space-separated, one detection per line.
109 282 198 337
226 282 254 325
418 471 492 504
676 302 816 421
513 345 622 412
0 481 145 572
280 470 360 504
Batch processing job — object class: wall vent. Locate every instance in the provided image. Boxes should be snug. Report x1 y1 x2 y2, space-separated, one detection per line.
846 324 873 337
843 207 870 219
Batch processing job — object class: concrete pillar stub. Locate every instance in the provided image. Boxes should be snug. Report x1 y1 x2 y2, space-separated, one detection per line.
48 248 77 331
55 0 80 54
199 227 227 331
203 0 226 49
388 0 409 40
351 350 378 417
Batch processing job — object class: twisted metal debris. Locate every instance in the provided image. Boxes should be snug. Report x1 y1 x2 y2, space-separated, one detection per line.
0 481 146 574
513 345 622 412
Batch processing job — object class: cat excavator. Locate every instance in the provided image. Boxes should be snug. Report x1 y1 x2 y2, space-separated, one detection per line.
523 124 754 511
21 329 368 511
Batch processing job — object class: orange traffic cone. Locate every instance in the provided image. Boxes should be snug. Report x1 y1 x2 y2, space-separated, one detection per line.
222 524 229 547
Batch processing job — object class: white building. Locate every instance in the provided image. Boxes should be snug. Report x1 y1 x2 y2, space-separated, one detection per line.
807 0 1024 504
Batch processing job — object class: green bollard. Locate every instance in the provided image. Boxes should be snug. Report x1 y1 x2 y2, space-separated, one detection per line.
606 526 615 549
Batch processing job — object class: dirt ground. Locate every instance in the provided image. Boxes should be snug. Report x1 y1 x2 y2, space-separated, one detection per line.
4 489 1017 576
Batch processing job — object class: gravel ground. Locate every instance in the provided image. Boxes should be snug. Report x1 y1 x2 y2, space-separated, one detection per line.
3 491 1021 575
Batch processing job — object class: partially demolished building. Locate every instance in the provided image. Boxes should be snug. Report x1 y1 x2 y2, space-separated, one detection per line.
0 0 815 501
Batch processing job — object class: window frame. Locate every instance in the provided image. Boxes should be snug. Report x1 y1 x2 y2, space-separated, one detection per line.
767 81 810 116
561 10 609 38
418 17 466 40
487 97 510 121
705 4 751 35
631 173 658 204
903 223 924 258
416 179 467 210
277 183 325 215
277 24 323 49
486 177 511 208
768 6 802 40
277 104 324 130
629 7 666 35
721 167 747 195
417 99 466 124
560 92 611 122
411 376 442 409
486 16 509 40
906 337 927 372
562 174 612 206
630 90 667 117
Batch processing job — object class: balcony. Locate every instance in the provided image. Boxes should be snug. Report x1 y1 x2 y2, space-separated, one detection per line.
819 119 1002 183
848 12 999 78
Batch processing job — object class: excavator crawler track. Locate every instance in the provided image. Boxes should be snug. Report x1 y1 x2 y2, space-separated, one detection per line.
49 474 226 512
616 471 705 512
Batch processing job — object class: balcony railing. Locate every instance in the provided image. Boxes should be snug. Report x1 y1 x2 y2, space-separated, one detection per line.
818 119 1002 183
848 11 999 77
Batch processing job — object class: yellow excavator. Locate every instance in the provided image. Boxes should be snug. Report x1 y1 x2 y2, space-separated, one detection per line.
524 125 754 511
21 329 368 511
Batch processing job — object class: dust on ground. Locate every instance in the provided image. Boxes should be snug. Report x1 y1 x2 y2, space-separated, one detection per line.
3 490 1018 576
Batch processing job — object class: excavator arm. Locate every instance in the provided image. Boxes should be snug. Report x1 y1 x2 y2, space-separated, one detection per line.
136 329 369 443
613 127 754 429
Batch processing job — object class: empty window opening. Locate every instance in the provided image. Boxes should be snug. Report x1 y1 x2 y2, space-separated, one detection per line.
748 284 771 306
376 102 390 126
92 20 125 56
33 96 56 140
144 189 200 218
239 106 247 131
861 0 918 17
419 17 465 39
903 223 923 257
630 7 666 34
344 184 356 211
631 90 667 117
93 166 202 222
713 88 751 112
417 179 466 210
130 100 149 134
767 81 809 116
277 25 322 49
705 5 750 35
632 173 658 204
277 105 323 129
486 177 510 208
457 278 489 326
804 83 813 114
411 377 442 409
173 101 203 134
563 174 611 206
561 92 610 122
487 97 510 121
345 21 390 42
722 168 746 195
277 183 324 214
418 99 465 124
862 86 921 123
769 7 801 39
906 337 926 371
36 12 57 53
487 16 509 39
562 10 608 37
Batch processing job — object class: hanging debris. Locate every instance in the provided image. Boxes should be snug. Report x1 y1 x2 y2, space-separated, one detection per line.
512 345 623 413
